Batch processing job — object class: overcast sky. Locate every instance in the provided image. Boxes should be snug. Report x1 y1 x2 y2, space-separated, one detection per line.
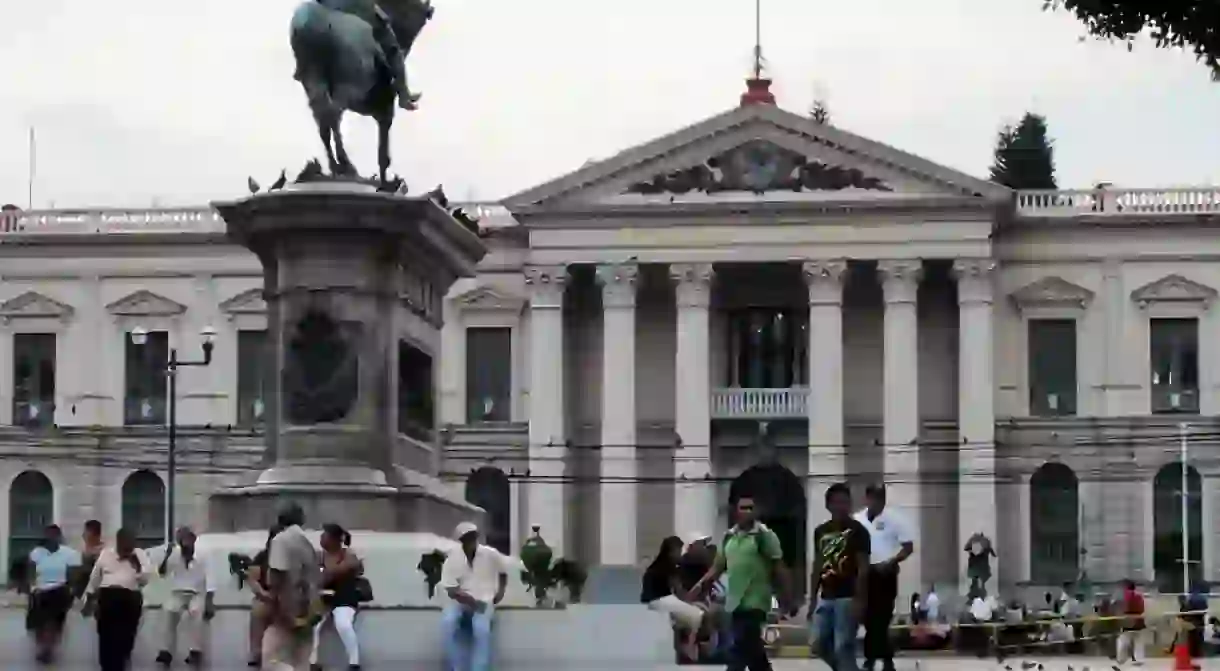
2 0 1219 209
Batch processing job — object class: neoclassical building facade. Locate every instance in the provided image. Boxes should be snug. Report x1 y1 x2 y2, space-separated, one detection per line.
1 87 1219 599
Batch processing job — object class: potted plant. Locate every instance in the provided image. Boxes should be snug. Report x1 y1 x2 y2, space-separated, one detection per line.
551 558 587 604
418 549 447 599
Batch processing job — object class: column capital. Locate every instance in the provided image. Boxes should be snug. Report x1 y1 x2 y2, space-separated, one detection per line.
953 258 997 306
802 259 848 306
595 262 639 309
877 259 923 304
670 263 715 308
524 264 569 309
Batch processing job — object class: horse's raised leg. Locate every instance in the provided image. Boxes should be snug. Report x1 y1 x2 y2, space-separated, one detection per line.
377 115 392 185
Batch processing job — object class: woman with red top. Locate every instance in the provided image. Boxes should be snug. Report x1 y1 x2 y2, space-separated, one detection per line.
1116 579 1145 664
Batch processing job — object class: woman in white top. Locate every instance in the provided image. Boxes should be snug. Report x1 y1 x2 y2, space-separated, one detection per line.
83 527 151 671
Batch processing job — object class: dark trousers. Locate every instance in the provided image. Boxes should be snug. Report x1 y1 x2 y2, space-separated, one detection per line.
863 567 898 669
727 608 772 671
96 587 143 671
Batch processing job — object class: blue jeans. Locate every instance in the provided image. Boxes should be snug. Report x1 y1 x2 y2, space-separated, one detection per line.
441 603 493 671
813 598 859 671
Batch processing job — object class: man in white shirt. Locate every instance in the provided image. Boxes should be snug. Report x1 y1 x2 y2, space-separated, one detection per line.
263 503 321 671
853 484 915 671
923 584 941 622
25 524 82 664
155 526 216 667
440 521 509 671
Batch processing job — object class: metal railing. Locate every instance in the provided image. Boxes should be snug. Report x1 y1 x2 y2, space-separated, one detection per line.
710 387 808 419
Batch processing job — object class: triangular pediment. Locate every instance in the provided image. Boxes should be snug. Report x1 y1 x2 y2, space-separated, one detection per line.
106 290 187 317
219 288 266 314
1010 277 1094 310
0 291 75 319
1131 274 1217 305
453 286 525 312
504 104 1009 209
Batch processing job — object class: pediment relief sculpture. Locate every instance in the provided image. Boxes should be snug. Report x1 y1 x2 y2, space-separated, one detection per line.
0 291 75 320
1009 277 1094 310
106 289 187 317
623 140 892 196
454 286 525 312
219 288 267 315
1130 274 1217 307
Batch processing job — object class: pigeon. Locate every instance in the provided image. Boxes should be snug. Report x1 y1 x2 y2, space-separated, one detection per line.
247 176 260 194
269 169 287 191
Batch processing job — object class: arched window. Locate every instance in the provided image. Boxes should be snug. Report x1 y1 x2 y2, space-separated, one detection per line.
1154 462 1202 593
121 470 165 548
8 471 53 572
1029 462 1080 584
465 467 511 554
730 463 807 597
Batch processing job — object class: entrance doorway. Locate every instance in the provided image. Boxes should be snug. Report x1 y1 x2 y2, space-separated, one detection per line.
729 464 807 598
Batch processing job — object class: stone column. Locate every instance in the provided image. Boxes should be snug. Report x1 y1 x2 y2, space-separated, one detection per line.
525 264 569 556
878 259 923 594
803 260 848 538
671 263 716 539
954 259 999 589
596 262 639 566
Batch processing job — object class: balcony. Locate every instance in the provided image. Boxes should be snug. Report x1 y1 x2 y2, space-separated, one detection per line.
711 387 808 420
1016 187 1220 218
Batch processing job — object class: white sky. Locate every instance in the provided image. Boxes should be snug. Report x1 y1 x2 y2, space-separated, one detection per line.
2 0 1219 208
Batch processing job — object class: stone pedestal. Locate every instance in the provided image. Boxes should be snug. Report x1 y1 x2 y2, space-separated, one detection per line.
207 182 486 536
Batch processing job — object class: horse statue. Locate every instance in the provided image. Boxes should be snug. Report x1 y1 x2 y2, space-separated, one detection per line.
289 0 434 184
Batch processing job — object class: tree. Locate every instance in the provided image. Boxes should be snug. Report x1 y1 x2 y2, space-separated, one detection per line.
989 112 1058 189
1045 0 1220 80
809 98 831 124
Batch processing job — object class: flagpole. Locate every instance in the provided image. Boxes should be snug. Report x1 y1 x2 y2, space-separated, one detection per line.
27 127 36 210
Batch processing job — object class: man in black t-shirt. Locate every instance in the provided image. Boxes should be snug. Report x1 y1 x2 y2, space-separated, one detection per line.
810 483 870 671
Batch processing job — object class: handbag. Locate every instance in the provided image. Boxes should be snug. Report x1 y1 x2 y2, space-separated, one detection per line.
354 577 374 603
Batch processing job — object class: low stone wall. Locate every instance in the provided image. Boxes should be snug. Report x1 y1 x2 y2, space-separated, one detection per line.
0 605 674 669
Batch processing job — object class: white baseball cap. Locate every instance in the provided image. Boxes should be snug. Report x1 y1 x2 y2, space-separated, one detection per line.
454 521 479 540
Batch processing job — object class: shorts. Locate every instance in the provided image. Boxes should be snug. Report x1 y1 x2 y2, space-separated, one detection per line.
26 585 73 631
648 594 705 630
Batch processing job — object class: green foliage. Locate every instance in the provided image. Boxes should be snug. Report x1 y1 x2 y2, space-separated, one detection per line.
1044 0 1220 80
989 112 1058 190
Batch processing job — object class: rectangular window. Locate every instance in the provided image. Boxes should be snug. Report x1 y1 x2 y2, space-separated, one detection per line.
124 330 168 425
465 327 512 423
725 309 805 388
1151 318 1199 413
399 340 435 440
1027 319 1077 417
12 333 56 427
237 330 268 427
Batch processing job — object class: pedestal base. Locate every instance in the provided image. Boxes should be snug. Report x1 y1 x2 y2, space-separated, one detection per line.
208 466 483 536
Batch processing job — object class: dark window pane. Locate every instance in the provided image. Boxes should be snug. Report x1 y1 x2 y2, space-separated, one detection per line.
1151 318 1199 413
12 333 56 427
237 330 268 427
1153 463 1203 592
726 309 801 389
8 471 53 570
124 331 168 425
1028 319 1077 416
465 328 512 423
1029 463 1080 584
121 470 165 548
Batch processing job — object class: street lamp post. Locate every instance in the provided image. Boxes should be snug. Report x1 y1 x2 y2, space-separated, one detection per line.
130 325 216 543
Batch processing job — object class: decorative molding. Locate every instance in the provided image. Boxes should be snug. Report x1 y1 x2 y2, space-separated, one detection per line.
670 263 715 309
594 262 639 309
877 260 923 305
1009 277 1094 312
219 288 267 318
105 290 187 317
801 260 848 306
452 286 526 313
523 265 569 309
952 259 998 306
1130 274 1217 309
0 291 75 321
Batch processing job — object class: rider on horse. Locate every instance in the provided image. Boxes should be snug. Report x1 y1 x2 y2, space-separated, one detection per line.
315 0 421 110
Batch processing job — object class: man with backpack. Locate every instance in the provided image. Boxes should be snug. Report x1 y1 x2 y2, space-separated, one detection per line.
689 495 794 671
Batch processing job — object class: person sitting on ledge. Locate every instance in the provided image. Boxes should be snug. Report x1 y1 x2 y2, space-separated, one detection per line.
440 522 509 671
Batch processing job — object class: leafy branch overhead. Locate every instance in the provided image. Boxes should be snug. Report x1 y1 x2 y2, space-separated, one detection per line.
1045 0 1220 80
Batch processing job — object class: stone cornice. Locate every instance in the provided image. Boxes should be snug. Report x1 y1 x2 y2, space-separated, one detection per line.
106 289 187 317
1130 273 1217 309
1009 276 1094 312
801 260 848 305
877 259 923 304
0 291 75 321
594 262 639 309
452 286 526 313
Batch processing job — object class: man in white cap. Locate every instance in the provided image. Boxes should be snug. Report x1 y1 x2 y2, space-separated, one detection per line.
439 521 510 671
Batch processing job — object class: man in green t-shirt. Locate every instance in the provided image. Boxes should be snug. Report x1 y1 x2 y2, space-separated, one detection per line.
689 496 793 670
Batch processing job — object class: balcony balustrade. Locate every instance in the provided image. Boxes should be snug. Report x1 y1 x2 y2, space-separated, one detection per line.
710 387 808 419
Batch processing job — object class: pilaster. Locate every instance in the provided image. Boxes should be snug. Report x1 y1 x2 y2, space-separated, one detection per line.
670 263 716 539
524 264 570 555
595 262 639 565
878 259 923 595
